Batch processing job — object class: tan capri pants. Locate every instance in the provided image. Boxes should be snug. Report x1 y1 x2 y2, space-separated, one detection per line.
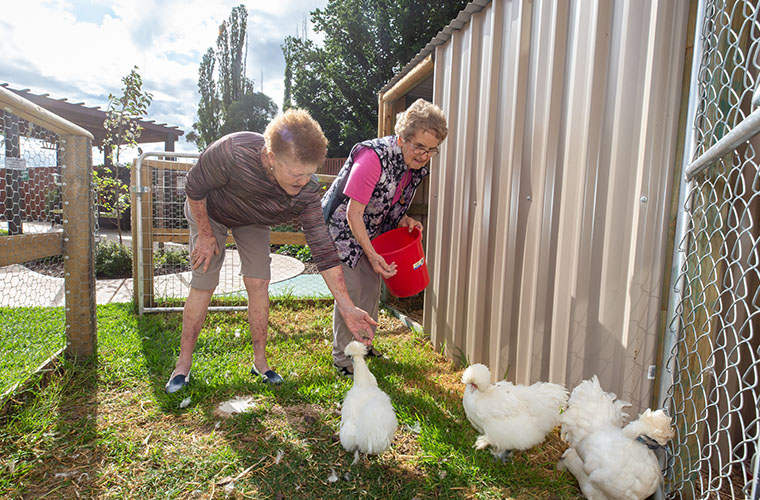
332 253 381 368
185 200 271 290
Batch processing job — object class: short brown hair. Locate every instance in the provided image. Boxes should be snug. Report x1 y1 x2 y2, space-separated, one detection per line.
394 99 448 142
264 108 328 165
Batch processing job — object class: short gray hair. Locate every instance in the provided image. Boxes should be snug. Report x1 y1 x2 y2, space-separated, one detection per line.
394 99 448 142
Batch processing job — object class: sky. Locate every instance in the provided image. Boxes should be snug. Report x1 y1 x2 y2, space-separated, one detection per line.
0 0 329 155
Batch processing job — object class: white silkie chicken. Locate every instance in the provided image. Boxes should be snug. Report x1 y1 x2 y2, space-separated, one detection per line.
339 341 398 457
558 375 675 500
461 363 568 461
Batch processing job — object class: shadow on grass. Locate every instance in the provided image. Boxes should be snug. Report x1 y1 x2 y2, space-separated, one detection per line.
0 303 582 499
0 355 101 498
134 311 185 404
202 398 436 498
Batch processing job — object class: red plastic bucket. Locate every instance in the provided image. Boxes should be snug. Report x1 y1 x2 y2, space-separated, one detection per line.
371 227 429 298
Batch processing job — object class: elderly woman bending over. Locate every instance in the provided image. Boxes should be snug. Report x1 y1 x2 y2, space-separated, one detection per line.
165 109 377 393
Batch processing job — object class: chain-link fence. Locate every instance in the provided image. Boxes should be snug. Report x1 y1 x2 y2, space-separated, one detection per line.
660 1 760 498
133 153 335 313
0 87 96 397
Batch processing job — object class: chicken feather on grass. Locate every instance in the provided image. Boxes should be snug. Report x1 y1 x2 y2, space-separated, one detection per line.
558 375 675 500
339 341 397 456
461 363 568 461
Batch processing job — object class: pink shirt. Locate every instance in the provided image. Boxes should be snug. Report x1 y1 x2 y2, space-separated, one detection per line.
343 147 411 205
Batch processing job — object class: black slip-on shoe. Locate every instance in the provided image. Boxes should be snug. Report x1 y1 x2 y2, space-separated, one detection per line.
366 346 385 358
333 363 354 378
165 371 189 394
251 366 284 384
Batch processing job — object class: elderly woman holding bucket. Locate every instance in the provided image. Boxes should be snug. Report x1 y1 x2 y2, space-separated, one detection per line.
322 98 448 376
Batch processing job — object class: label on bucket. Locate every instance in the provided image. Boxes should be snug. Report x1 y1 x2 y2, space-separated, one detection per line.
413 256 425 270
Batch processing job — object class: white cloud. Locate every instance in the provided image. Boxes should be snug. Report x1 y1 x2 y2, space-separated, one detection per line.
1 0 328 154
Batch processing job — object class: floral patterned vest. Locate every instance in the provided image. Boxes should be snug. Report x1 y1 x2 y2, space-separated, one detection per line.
321 136 429 268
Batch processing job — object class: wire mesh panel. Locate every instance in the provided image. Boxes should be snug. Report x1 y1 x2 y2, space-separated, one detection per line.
133 154 333 313
0 97 96 396
662 1 760 498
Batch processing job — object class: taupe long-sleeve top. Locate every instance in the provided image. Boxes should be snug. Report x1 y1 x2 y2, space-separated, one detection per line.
185 131 341 272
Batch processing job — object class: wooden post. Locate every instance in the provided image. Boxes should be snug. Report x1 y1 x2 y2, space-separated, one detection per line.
61 134 97 358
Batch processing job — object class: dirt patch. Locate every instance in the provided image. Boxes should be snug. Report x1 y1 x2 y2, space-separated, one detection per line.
388 430 427 477
263 403 328 434
697 463 751 499
524 428 570 466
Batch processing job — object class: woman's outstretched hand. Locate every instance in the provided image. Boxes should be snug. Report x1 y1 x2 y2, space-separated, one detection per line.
340 306 377 345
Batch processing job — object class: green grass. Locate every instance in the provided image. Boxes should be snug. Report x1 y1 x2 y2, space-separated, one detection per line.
0 307 66 395
0 302 582 499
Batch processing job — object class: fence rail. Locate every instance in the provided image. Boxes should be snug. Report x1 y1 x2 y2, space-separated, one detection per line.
320 157 347 175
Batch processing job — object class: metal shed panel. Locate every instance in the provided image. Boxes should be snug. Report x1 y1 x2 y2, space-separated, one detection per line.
424 0 690 412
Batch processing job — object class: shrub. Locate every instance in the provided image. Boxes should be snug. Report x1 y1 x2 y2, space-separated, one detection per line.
274 244 312 262
154 246 189 269
95 241 133 279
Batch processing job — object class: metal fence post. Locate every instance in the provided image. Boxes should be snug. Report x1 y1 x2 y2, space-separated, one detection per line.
752 430 760 500
655 0 705 498
132 153 154 313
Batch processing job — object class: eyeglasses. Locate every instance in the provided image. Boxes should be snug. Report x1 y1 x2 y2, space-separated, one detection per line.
271 158 316 181
410 142 439 158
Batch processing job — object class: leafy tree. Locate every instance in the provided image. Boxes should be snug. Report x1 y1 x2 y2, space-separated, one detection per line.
100 65 153 244
189 4 274 150
221 92 278 136
187 49 222 148
282 40 293 111
217 5 251 107
281 36 343 151
282 0 468 156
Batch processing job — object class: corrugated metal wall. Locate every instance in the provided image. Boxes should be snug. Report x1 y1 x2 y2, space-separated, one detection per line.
424 0 691 412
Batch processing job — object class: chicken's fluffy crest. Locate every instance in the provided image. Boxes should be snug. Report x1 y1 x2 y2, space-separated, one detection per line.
631 408 675 445
461 363 492 390
345 341 368 359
